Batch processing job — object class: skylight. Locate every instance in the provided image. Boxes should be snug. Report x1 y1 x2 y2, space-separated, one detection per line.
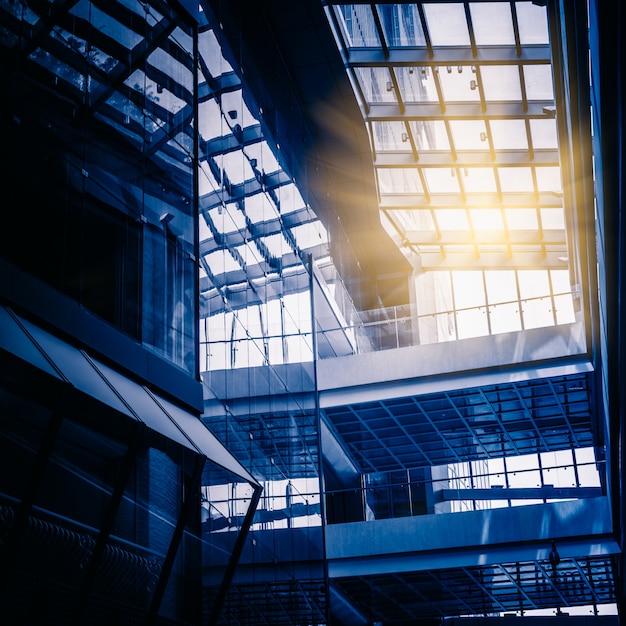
325 1 575 346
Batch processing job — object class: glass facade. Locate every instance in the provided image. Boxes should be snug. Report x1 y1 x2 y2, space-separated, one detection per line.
0 0 621 624
0 0 197 374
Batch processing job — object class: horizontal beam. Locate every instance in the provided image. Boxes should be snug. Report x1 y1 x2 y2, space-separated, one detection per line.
416 249 568 269
379 192 563 209
374 150 560 167
326 497 615 578
402 228 566 246
365 101 555 121
347 46 550 67
439 486 603 501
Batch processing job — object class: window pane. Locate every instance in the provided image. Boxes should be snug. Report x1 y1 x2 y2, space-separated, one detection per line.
471 209 504 230
439 67 480 102
529 118 558 149
516 1 549 45
410 120 450 150
378 4 426 47
424 168 460 193
498 167 534 192
336 5 380 47
435 209 469 230
450 120 489 150
424 3 470 46
462 168 497 193
506 208 538 229
481 65 522 101
470 3 515 46
535 166 562 192
397 67 439 102
523 64 554 100
490 119 528 150
354 66 397 103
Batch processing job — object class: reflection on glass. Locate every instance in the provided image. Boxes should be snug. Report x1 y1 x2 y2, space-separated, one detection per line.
336 4 380 47
355 66 397 103
378 4 426 47
409 120 449 150
397 67 439 102
372 120 413 152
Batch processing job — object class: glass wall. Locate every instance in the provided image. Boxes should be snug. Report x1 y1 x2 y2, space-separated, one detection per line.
0 0 197 374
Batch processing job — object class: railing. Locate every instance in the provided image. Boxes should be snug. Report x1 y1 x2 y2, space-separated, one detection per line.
201 290 577 369
324 459 604 525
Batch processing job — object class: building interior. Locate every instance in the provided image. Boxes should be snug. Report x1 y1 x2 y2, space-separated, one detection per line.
0 0 624 624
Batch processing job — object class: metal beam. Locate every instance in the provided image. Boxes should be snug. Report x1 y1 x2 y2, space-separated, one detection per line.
439 486 603 501
379 192 563 210
374 150 560 167
347 46 551 67
415 249 568 269
365 101 556 121
403 228 566 246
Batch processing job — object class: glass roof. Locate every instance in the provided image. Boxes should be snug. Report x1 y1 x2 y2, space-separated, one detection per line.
326 1 568 274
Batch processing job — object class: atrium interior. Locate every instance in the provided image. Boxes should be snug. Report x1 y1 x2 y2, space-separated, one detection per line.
0 0 624 624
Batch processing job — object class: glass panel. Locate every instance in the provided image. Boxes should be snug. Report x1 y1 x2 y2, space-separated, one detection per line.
371 121 412 152
470 2 515 46
481 65 522 101
541 208 565 229
409 120 450 150
435 209 469 230
377 167 422 193
529 118 558 149
438 66 481 102
471 209 504 230
397 66 439 102
391 209 435 231
490 119 528 150
449 120 489 150
551 270 575 324
199 28 233 76
518 270 553 328
505 208 539 229
354 66 397 103
498 167 534 192
462 167 497 193
378 4 426 47
424 3 470 46
336 4 380 47
515 1 549 45
219 149 254 185
453 271 488 339
424 168 460 193
535 166 562 192
485 270 518 305
245 140 281 174
523 64 554 100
